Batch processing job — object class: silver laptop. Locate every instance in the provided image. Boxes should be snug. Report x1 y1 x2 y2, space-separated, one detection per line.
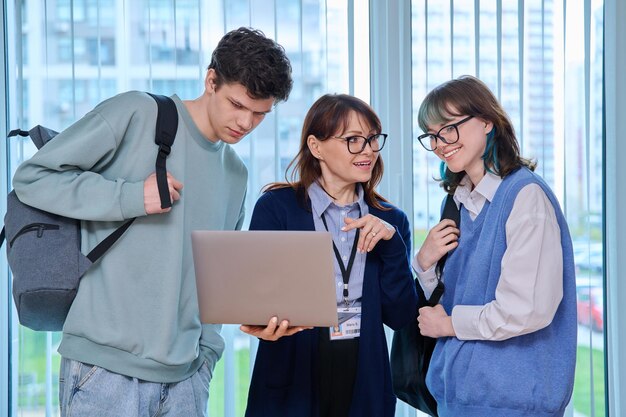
191 230 338 327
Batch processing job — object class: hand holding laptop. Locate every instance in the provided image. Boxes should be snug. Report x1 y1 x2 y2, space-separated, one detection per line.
240 316 313 341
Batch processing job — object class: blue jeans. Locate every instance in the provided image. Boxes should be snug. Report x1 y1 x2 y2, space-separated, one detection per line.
59 357 212 417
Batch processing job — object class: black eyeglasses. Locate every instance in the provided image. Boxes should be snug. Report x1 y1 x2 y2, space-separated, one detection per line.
331 133 388 154
416 115 474 151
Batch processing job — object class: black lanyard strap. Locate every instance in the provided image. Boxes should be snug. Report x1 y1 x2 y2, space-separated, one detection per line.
321 210 360 306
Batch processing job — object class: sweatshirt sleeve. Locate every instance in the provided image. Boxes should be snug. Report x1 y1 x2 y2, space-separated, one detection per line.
12 95 149 221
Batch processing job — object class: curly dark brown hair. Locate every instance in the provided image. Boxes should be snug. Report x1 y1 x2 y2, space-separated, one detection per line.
208 27 293 103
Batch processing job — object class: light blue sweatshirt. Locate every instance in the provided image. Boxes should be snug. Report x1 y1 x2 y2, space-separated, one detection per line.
13 91 247 382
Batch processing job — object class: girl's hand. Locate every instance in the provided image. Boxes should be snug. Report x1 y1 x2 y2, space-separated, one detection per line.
415 219 459 270
418 304 455 338
342 215 395 253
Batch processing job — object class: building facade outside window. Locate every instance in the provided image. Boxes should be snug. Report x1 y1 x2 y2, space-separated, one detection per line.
1 0 607 416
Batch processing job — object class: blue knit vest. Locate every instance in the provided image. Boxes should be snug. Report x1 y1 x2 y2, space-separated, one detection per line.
427 168 577 417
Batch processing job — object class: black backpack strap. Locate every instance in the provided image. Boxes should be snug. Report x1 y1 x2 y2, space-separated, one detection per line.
86 218 135 262
147 93 179 209
86 93 178 263
429 194 460 306
7 129 30 138
8 126 59 150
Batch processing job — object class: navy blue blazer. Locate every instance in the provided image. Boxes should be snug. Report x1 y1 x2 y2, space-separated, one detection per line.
245 186 418 417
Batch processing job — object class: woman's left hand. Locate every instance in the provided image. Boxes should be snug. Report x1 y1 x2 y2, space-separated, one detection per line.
342 214 395 253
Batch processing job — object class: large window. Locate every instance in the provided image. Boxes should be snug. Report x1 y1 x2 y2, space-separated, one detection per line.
410 1 605 416
3 1 367 416
2 0 609 416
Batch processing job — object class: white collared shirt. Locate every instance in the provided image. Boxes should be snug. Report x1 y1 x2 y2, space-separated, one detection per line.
412 172 564 341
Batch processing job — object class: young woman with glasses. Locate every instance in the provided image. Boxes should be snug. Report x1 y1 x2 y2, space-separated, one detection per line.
413 75 577 417
241 94 417 417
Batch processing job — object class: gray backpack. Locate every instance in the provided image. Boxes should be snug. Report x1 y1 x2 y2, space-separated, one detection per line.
2 93 178 331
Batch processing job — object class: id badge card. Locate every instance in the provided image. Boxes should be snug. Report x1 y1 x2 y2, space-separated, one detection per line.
329 307 361 340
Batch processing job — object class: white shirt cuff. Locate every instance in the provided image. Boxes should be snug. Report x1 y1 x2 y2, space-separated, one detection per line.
412 255 438 299
451 305 483 340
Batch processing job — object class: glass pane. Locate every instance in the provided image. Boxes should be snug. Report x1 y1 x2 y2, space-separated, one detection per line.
8 1 362 416
16 330 61 416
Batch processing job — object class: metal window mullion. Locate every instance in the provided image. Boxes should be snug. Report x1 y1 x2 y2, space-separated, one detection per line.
16 0 24 130
562 0 567 217
246 0 258 382
348 0 354 95
197 0 202 82
541 0 546 178
324 0 329 91
450 0 454 77
148 3 153 91
605 0 626 416
247 0 257 263
425 0 429 88
71 0 76 120
369 0 413 217
97 0 102 101
518 0 524 150
273 0 280 182
173 0 178 81
299 0 304 84
584 1 596 413
585 0 592 175
220 10 237 417
2 0 16 414
424 0 432 227
223 325 235 417
496 0 502 100
8 3 27 415
222 0 227 38
45 333 52 417
474 0 479 78
117 0 129 92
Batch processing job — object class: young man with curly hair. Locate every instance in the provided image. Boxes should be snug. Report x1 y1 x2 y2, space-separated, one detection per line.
13 27 292 417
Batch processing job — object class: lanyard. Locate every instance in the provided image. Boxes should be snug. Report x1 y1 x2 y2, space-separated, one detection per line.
320 209 360 306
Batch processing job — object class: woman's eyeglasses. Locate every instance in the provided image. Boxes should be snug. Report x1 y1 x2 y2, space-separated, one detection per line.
416 115 474 151
331 133 388 154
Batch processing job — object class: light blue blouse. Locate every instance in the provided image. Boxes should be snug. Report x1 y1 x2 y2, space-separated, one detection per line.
308 181 368 307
